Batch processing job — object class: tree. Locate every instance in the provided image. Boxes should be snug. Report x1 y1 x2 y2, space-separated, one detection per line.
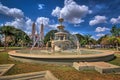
109 36 120 50
13 28 31 47
0 26 31 48
84 34 92 45
75 34 84 46
97 35 109 44
109 25 120 50
110 25 120 37
83 34 97 48
44 30 57 44
101 37 109 46
0 26 15 50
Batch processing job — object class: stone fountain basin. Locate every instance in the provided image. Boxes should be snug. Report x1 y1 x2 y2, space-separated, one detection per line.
8 49 115 65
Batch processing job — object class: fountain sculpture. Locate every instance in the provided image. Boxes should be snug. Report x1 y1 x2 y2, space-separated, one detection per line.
51 18 79 52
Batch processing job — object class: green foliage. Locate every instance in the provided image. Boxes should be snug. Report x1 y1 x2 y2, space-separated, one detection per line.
83 34 92 44
76 34 86 45
13 28 31 46
109 36 120 45
76 34 96 46
0 26 15 36
0 26 16 49
97 35 109 44
0 52 9 64
110 25 120 37
109 54 120 66
44 30 57 44
76 34 84 41
97 25 120 50
0 26 31 47
83 34 96 45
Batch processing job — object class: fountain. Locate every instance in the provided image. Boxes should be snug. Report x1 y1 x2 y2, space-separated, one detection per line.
8 18 115 65
51 18 77 52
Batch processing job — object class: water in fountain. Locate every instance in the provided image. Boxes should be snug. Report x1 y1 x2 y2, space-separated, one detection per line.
29 18 81 55
30 35 44 53
69 34 81 54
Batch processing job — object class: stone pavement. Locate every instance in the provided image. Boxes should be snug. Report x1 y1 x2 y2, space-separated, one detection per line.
0 64 14 76
73 62 120 74
0 70 58 80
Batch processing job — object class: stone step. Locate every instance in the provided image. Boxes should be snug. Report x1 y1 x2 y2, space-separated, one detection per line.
73 62 120 74
12 74 45 80
0 64 15 76
0 70 58 80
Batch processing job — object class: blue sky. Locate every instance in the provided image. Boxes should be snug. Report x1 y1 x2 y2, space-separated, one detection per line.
0 0 120 39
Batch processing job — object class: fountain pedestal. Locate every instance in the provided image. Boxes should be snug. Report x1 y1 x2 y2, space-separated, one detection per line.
51 18 73 51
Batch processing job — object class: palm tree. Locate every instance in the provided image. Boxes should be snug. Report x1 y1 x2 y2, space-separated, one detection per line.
110 25 120 50
44 30 57 44
84 34 92 44
110 25 120 37
100 36 110 48
0 26 15 50
13 29 31 47
109 36 120 51
0 26 31 48
76 34 84 46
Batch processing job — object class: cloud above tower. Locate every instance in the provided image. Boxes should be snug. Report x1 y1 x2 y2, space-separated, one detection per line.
36 17 49 26
51 0 91 24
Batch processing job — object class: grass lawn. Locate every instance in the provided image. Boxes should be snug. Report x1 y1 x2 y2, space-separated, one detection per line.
0 50 120 80
0 47 26 50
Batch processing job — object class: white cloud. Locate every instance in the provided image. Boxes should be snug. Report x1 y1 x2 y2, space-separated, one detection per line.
36 17 49 26
25 17 33 32
49 24 59 29
5 18 25 29
52 7 61 17
0 23 3 26
110 16 120 24
51 0 91 24
95 27 110 32
2 16 59 34
0 3 31 33
0 3 24 18
89 15 107 26
38 4 45 10
74 24 80 27
4 17 33 34
35 17 59 30
0 2 62 34
96 33 105 37
71 32 78 34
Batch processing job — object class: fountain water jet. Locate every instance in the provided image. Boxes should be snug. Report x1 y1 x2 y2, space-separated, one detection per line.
30 23 44 53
